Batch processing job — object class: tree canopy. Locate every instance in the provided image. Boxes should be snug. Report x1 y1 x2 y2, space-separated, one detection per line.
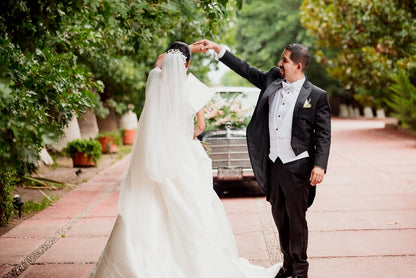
301 0 416 108
0 0 239 175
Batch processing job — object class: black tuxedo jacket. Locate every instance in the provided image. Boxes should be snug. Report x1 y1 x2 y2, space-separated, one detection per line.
220 50 331 197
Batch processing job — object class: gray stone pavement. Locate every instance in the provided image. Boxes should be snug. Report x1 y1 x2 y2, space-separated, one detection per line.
0 118 415 277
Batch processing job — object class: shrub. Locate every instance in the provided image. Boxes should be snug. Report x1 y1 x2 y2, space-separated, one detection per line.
96 131 122 146
387 69 416 134
63 138 102 164
0 169 18 226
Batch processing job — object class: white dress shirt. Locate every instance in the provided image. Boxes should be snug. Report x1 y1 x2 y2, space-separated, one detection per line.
217 46 228 59
269 78 309 163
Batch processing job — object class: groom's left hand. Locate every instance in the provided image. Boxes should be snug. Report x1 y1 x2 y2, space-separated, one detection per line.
310 166 325 186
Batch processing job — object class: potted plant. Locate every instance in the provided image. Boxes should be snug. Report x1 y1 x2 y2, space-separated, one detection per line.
96 131 121 153
120 128 136 145
63 138 102 167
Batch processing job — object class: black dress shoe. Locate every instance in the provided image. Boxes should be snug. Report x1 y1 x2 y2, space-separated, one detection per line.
292 276 307 278
275 267 292 278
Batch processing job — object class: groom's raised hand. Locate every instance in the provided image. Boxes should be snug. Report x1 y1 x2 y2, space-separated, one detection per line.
192 39 222 54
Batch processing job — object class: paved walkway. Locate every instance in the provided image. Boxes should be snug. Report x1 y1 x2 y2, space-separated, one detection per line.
0 119 415 277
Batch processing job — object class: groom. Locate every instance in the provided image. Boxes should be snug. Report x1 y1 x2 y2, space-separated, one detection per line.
195 40 331 278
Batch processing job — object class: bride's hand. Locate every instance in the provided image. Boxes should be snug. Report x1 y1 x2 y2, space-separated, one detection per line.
154 53 166 68
193 109 205 139
193 125 204 139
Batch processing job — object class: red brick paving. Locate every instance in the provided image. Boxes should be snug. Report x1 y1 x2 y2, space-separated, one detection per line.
0 118 415 277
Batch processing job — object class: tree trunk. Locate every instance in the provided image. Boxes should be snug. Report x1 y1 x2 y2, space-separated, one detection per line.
54 115 82 151
97 105 119 133
78 110 99 139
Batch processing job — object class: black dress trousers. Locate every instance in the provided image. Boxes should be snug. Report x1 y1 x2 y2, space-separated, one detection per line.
268 157 313 276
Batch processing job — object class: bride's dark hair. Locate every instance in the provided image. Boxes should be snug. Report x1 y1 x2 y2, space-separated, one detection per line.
168 41 191 63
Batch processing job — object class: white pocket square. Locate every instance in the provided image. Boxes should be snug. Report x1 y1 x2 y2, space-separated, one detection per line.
303 98 312 108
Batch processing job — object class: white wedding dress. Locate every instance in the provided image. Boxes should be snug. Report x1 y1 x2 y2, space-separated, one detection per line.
91 51 281 278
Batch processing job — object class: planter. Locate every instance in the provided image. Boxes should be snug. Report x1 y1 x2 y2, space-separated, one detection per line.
73 153 95 167
63 138 102 167
98 136 118 153
118 110 138 130
376 109 385 119
338 104 349 118
122 129 136 145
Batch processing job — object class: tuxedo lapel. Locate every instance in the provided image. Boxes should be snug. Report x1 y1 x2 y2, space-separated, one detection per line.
257 79 283 110
293 81 312 121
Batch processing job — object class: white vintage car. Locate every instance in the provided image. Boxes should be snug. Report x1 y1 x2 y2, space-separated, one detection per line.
201 86 260 182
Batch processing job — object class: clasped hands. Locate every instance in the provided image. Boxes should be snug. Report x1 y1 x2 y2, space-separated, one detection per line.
154 40 218 68
189 39 222 54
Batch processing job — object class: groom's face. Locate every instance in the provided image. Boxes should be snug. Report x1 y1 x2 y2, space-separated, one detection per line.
278 50 300 83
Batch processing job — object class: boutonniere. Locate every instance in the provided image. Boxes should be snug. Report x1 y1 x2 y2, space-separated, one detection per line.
303 98 312 108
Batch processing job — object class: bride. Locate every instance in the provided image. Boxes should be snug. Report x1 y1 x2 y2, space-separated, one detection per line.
91 41 281 278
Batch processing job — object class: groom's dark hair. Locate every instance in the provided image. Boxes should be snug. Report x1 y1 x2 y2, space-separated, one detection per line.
285 44 310 72
168 41 192 63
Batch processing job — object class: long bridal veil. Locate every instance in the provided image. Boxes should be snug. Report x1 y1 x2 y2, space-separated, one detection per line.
133 50 189 184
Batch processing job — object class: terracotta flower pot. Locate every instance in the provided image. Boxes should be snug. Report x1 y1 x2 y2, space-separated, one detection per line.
122 129 136 145
98 136 118 153
73 153 95 167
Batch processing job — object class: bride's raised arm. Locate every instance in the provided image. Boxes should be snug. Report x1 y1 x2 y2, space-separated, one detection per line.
154 42 207 69
153 53 166 69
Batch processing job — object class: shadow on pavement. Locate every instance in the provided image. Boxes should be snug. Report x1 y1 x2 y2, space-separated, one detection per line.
214 180 265 198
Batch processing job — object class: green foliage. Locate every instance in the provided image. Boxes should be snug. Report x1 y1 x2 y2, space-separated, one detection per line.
106 99 136 116
115 145 132 160
62 0 241 114
22 176 66 189
0 0 239 173
221 70 254 87
96 131 122 146
387 69 416 133
301 0 416 108
63 138 102 163
0 169 18 226
233 0 308 69
22 196 57 214
0 14 99 175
